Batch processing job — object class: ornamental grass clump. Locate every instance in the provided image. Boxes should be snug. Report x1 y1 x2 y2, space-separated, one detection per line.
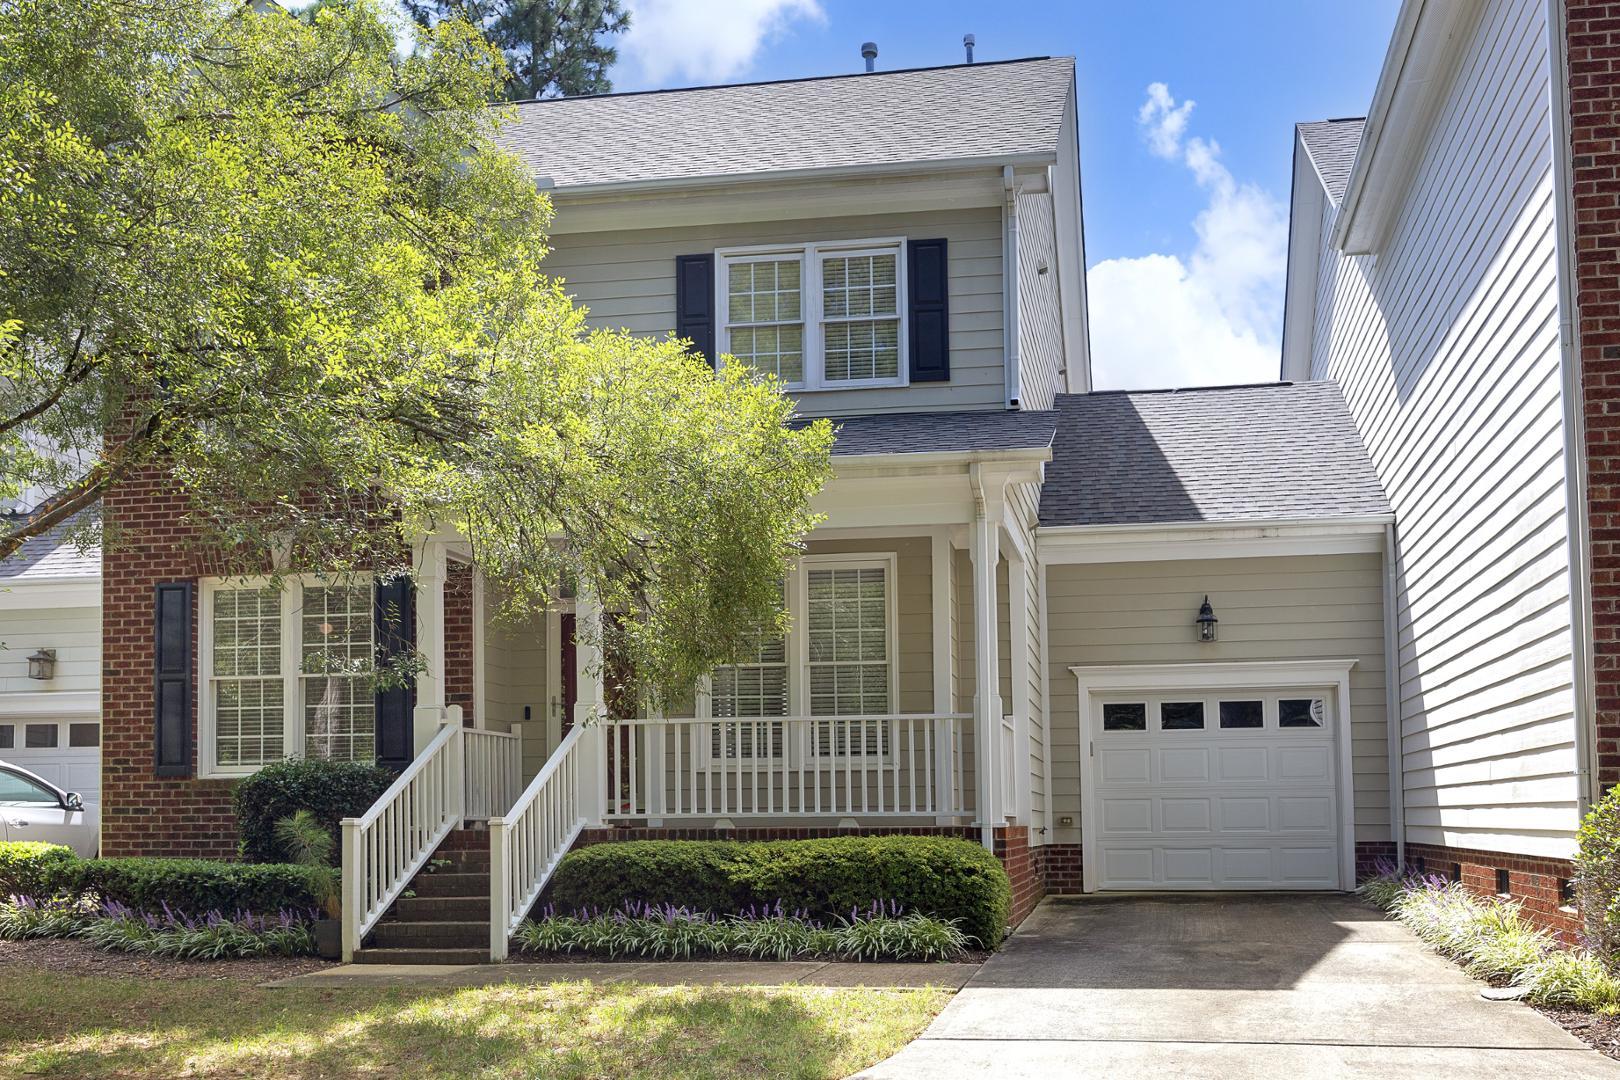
0 894 318 959
1516 948 1620 1011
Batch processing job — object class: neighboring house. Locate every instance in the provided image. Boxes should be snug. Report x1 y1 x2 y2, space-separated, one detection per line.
100 55 1402 963
0 519 101 802
1282 0 1615 932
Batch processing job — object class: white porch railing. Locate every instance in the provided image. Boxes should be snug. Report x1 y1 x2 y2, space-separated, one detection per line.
340 720 463 962
464 727 522 822
603 714 972 819
488 724 595 961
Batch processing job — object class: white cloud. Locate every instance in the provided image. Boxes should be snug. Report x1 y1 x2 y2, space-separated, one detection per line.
621 0 825 86
1088 84 1289 391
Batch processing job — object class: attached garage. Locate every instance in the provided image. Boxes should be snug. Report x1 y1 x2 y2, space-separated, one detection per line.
0 719 101 801
1084 680 1348 890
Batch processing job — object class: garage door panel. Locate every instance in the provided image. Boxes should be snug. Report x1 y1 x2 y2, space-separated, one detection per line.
0 719 100 801
1091 688 1340 891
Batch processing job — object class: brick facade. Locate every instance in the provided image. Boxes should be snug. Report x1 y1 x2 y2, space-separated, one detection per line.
101 461 237 857
1569 0 1620 789
1043 843 1083 893
444 560 475 725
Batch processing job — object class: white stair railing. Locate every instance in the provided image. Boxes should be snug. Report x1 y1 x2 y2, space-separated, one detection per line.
339 720 464 961
463 727 522 821
488 724 598 960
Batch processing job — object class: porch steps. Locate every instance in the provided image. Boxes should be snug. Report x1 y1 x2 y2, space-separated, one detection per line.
352 827 494 965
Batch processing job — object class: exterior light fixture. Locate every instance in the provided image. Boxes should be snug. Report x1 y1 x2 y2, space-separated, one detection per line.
26 648 56 681
1196 597 1218 643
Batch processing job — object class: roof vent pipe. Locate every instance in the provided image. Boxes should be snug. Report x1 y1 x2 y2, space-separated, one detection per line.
964 34 975 63
861 41 878 72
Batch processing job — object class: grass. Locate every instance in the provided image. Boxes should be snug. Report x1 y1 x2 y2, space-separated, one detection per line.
0 971 948 1079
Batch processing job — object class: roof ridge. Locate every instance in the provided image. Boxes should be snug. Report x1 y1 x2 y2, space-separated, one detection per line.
504 55 1065 107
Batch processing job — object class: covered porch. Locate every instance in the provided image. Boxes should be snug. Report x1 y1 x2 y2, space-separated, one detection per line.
341 427 1054 960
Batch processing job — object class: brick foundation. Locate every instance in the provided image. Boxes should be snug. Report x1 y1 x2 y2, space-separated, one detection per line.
1043 843 1084 893
1404 842 1581 938
1355 840 1398 880
992 825 1044 925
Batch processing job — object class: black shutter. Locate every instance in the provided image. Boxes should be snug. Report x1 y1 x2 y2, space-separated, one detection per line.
675 253 716 366
373 575 416 771
153 582 194 778
908 238 950 383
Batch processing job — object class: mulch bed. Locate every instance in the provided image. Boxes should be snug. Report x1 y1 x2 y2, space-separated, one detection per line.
0 937 333 981
1537 1005 1620 1061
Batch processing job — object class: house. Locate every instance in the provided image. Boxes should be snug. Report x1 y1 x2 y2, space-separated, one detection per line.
1281 0 1617 933
97 54 1401 963
0 519 100 804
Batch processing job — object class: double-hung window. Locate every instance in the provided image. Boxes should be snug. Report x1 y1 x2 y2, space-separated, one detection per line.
718 239 906 391
202 577 375 776
805 559 893 757
709 583 789 760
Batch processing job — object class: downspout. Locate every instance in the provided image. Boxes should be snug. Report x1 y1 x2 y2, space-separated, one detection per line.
1003 166 1023 409
1547 0 1599 814
1383 523 1406 869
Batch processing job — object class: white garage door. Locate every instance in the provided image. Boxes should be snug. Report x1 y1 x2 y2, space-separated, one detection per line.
0 719 100 801
1089 690 1340 890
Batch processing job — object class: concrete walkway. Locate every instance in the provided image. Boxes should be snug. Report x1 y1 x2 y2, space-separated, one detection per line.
263 959 978 990
856 894 1620 1079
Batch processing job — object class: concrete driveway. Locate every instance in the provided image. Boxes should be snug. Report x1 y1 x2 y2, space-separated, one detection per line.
857 893 1620 1078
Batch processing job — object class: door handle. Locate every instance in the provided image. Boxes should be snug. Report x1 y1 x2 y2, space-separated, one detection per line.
5 820 25 828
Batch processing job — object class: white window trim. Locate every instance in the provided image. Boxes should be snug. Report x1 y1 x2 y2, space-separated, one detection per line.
199 574 374 779
715 237 909 392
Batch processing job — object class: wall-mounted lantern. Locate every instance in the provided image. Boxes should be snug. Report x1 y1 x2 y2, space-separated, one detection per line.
26 648 56 681
1195 597 1218 643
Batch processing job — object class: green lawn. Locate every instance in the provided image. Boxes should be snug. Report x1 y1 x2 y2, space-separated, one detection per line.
0 972 948 1079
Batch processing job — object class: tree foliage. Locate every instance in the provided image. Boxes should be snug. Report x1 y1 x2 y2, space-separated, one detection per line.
0 0 831 699
402 0 628 100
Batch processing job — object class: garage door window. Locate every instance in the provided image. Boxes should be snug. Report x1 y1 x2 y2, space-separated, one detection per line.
0 725 11 749
1160 701 1204 730
25 724 57 749
1218 700 1264 729
68 724 99 748
1279 698 1325 728
1102 702 1147 731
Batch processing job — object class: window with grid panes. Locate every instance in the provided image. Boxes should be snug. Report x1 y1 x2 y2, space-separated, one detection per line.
821 251 900 382
724 258 804 383
710 595 788 761
210 586 286 768
806 564 890 756
300 584 376 763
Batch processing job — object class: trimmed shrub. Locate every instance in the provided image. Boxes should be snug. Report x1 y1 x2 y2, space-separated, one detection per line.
0 842 80 898
1576 783 1620 963
233 757 395 863
73 858 325 914
547 836 1011 948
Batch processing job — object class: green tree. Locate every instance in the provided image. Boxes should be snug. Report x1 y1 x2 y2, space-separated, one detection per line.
402 0 628 100
0 0 830 698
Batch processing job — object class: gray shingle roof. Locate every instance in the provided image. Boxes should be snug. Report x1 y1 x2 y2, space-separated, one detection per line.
496 57 1075 190
1298 118 1365 204
0 516 99 582
805 409 1058 457
1039 382 1390 527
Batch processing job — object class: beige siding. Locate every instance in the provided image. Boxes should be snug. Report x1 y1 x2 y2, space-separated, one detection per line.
1016 190 1065 410
1044 554 1390 850
1010 483 1047 835
0 605 100 697
1307 0 1578 857
543 209 1007 416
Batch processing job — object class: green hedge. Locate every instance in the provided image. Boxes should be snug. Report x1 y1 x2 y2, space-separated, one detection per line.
546 836 1011 948
0 842 79 898
0 842 324 914
233 757 395 863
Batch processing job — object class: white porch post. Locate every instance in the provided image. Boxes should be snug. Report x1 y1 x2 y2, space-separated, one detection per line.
931 530 958 820
969 466 1004 850
413 537 448 754
1007 540 1033 825
574 588 608 826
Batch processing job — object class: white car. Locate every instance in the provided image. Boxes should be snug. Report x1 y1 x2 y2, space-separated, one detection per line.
0 760 98 857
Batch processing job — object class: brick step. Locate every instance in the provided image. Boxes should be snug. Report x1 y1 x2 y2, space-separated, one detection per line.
435 829 491 851
370 920 490 949
392 895 487 921
407 872 490 898
424 849 491 872
352 947 489 966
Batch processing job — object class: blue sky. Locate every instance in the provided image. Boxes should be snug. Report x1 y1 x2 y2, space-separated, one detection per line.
392 1 1404 389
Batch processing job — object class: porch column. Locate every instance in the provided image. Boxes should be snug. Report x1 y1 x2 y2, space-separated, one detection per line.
931 529 960 821
1006 540 1033 825
969 466 1004 849
413 536 448 754
574 588 608 826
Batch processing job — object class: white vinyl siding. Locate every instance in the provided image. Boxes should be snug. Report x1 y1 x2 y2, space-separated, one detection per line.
1306 0 1578 857
1043 554 1390 850
0 605 100 697
542 208 1005 416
